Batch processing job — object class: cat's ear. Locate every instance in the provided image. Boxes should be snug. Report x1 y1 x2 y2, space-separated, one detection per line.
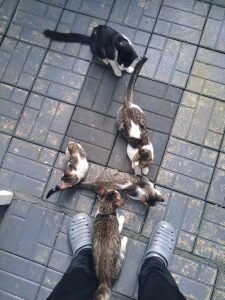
97 186 106 196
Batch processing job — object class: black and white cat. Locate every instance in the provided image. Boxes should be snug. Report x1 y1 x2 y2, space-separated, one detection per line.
44 25 138 77
116 57 154 175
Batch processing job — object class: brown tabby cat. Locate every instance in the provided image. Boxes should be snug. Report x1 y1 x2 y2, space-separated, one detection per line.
46 142 88 198
93 187 127 300
116 56 154 176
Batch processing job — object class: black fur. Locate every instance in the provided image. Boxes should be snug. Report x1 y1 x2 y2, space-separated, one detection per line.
44 25 138 69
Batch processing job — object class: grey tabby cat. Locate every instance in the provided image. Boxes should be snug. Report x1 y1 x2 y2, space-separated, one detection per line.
116 56 154 176
93 187 127 300
46 142 88 198
78 168 164 206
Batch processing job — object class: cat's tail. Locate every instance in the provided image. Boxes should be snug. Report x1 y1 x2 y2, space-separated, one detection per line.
44 30 91 44
94 283 111 300
124 56 148 107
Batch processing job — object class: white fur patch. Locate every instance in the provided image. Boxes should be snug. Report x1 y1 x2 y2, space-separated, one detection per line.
117 182 133 189
130 103 143 112
127 144 138 163
129 120 141 138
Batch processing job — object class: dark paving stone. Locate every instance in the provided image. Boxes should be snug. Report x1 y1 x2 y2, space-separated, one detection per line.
66 0 114 20
0 200 64 266
169 254 217 300
201 5 225 53
0 0 19 35
221 135 225 153
50 10 105 60
140 34 197 88
15 92 74 150
33 50 86 103
142 186 205 252
156 137 218 200
207 153 225 206
0 83 28 135
7 0 62 48
0 37 46 90
107 21 150 57
172 91 225 150
194 203 225 264
0 138 57 197
109 0 162 32
187 47 225 101
0 133 11 165
154 0 209 44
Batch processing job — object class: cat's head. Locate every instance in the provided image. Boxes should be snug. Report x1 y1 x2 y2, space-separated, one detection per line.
116 40 138 68
67 141 79 156
133 148 154 169
97 187 124 212
60 170 78 189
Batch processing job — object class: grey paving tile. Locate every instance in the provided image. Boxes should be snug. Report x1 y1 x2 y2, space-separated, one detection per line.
0 83 28 135
155 0 209 44
38 0 67 7
15 92 74 150
113 238 146 299
0 271 40 299
194 203 225 264
0 37 46 90
36 286 52 300
187 47 225 101
142 186 205 252
212 271 225 299
109 0 162 32
7 0 62 47
107 22 151 57
49 10 105 60
201 5 225 53
221 135 225 152
169 254 217 300
156 137 218 200
0 199 64 265
172 91 225 150
33 50 86 103
0 138 57 197
207 153 225 205
41 267 63 290
0 0 19 35
0 133 11 165
140 34 197 88
66 0 114 20
199 0 225 7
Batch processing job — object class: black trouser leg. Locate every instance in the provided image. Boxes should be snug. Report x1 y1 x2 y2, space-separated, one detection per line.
138 257 186 300
47 249 98 300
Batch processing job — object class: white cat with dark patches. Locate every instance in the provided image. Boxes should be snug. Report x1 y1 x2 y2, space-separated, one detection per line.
46 142 88 198
44 25 138 77
116 57 154 175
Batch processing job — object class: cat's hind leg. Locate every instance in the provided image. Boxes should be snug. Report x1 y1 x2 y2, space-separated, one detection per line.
142 167 149 175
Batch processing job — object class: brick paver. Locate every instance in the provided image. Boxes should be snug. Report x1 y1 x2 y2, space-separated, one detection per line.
0 0 225 299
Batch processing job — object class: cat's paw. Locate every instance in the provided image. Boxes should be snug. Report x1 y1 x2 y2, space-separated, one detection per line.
142 167 149 175
102 58 109 65
121 236 128 256
134 167 142 175
126 66 134 74
114 69 122 77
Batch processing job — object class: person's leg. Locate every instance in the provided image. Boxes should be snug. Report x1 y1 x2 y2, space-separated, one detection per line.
47 213 98 300
138 221 186 300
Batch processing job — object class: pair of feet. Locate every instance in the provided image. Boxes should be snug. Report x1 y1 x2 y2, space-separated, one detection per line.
69 213 176 268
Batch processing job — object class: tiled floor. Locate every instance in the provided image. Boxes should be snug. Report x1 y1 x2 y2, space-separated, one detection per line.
0 0 225 299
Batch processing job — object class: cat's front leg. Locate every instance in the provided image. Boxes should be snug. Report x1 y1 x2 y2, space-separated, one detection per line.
142 167 149 175
125 66 134 74
108 60 122 77
120 236 128 259
118 214 125 233
102 58 109 65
